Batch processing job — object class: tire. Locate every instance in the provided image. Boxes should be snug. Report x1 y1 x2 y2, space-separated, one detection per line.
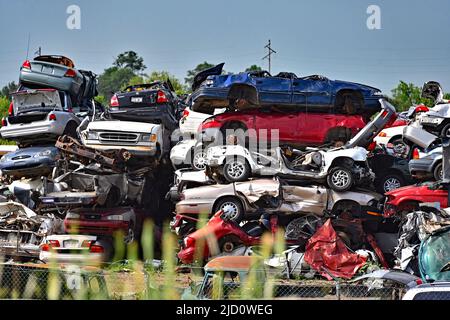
441 124 450 139
433 162 443 181
124 222 135 244
327 166 354 192
218 235 243 254
63 121 79 139
376 173 405 194
213 197 245 222
222 158 251 182
191 149 207 171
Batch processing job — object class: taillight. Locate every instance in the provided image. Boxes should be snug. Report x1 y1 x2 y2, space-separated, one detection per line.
81 240 93 248
41 240 60 251
110 94 119 107
184 236 195 248
201 118 222 130
367 141 376 151
156 90 168 103
8 102 13 116
1 118 7 127
22 60 31 70
64 69 76 78
412 148 420 159
49 114 57 121
90 245 104 253
182 109 189 118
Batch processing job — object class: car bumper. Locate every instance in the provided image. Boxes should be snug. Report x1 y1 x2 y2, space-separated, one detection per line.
409 158 436 178
0 121 64 139
39 250 103 265
65 220 129 236
20 69 83 94
83 140 158 156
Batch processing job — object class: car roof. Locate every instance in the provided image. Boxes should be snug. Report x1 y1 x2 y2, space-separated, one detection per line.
204 256 262 273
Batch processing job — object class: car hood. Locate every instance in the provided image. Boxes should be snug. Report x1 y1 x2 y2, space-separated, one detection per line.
86 120 160 133
385 182 438 197
2 146 58 160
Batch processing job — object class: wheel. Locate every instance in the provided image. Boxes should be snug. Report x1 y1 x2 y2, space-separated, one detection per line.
63 121 79 139
441 124 450 139
327 166 354 192
218 235 243 255
222 158 250 182
124 222 135 244
376 173 405 194
433 162 443 181
390 137 410 158
213 197 244 222
191 149 206 171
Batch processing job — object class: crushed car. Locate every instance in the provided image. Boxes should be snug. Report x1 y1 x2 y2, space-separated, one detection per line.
190 63 383 118
0 201 63 260
205 99 396 191
409 146 442 181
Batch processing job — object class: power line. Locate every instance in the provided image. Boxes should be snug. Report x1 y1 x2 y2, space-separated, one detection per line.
262 39 276 74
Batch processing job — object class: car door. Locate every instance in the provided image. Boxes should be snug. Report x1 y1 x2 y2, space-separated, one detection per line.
253 106 299 145
292 77 332 109
297 112 336 145
252 76 293 105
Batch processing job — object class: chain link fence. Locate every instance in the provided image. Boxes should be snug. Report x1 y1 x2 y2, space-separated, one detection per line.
0 262 411 300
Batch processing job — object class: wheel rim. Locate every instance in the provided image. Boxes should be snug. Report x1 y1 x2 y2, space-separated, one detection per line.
383 178 401 192
220 202 239 220
393 142 409 157
331 169 351 188
437 166 443 180
445 128 450 138
125 228 134 244
193 152 206 170
222 242 235 253
226 161 246 179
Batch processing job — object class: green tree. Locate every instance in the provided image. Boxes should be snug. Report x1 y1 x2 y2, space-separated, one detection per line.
185 62 215 89
391 81 433 111
147 71 186 95
113 51 146 74
245 65 262 72
0 96 10 118
1 81 19 99
97 66 135 100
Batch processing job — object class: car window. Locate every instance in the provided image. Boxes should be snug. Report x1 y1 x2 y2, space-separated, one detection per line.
413 291 450 300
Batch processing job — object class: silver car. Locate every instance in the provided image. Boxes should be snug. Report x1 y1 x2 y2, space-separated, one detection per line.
175 178 382 221
0 89 81 145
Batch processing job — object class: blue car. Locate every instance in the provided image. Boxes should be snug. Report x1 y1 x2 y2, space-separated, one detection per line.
0 146 60 178
190 63 383 118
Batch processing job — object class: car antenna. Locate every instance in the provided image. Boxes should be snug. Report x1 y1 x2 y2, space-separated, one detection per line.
25 33 31 60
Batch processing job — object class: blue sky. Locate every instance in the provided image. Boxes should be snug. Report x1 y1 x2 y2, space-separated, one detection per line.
1 0 450 94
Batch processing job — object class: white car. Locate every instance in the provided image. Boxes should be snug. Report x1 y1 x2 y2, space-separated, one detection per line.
39 234 110 265
403 282 450 300
170 139 206 170
80 120 167 158
179 107 225 136
206 99 396 192
374 125 406 154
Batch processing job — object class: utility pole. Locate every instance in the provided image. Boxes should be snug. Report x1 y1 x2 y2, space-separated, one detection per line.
34 46 41 57
262 39 276 74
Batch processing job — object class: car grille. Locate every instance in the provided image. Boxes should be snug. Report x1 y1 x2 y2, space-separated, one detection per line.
99 132 139 143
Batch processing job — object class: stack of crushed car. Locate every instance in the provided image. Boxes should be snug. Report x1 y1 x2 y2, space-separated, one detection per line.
0 59 448 287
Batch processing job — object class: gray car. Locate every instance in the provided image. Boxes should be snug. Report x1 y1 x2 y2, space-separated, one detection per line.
19 55 84 100
409 147 442 181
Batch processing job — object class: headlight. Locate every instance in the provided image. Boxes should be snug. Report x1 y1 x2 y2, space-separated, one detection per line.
106 215 124 221
87 131 99 140
66 212 80 219
35 149 52 157
141 134 157 142
0 156 6 163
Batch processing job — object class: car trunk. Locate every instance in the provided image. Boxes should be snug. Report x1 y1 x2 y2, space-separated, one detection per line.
116 90 159 108
9 90 63 124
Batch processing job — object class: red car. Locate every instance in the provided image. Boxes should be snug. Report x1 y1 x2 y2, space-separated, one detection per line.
64 207 144 243
199 108 367 147
383 182 448 217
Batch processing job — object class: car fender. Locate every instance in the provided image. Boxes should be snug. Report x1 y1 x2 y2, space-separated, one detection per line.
322 147 368 171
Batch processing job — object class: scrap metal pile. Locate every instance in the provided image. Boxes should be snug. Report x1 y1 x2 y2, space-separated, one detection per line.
0 58 448 291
